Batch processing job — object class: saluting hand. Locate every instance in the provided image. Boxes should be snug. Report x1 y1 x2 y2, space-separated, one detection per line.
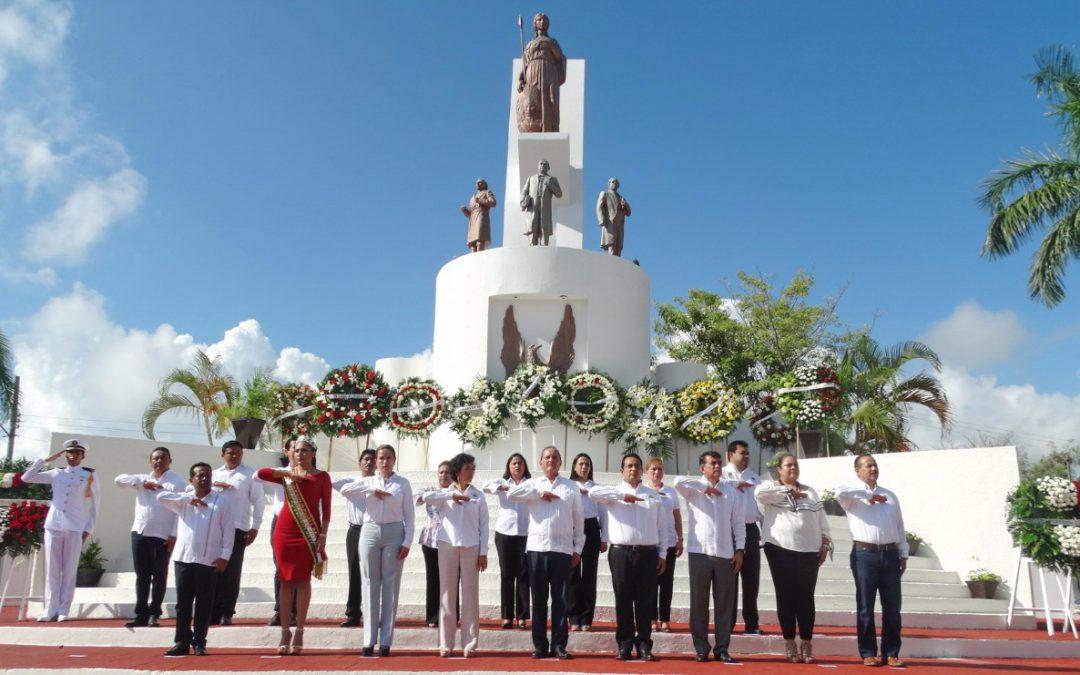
213 481 233 490
373 489 392 500
704 486 724 498
869 493 888 505
622 494 643 504
497 484 509 492
451 493 472 504
142 480 162 491
540 491 560 502
190 497 208 508
736 481 753 492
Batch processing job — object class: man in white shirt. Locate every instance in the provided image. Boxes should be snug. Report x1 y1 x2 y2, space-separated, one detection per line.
332 447 376 627
508 446 584 660
114 446 184 627
21 438 101 622
210 439 265 625
588 453 670 662
157 462 234 657
722 440 762 635
675 450 745 664
836 455 908 668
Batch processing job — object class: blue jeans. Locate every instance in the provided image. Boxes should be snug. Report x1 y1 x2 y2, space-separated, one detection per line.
850 549 902 658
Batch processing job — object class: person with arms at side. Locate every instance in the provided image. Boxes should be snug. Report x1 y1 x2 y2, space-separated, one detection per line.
567 452 607 632
21 439 100 622
508 445 584 660
417 461 454 627
723 440 763 635
423 453 489 658
837 455 908 668
588 453 670 661
675 450 745 663
483 452 532 629
156 462 234 656
210 440 265 626
114 446 184 627
339 444 414 657
645 456 683 633
755 453 832 664
332 447 376 628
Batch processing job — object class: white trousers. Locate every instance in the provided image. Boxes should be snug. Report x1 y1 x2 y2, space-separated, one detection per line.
359 521 405 648
43 528 82 617
437 540 480 653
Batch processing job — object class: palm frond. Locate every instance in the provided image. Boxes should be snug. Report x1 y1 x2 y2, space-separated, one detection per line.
1030 45 1080 100
892 373 951 429
1028 208 1080 306
141 393 201 439
883 340 943 371
0 329 13 419
981 162 1080 257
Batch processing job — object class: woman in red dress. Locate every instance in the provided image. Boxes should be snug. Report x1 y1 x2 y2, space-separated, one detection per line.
257 438 331 655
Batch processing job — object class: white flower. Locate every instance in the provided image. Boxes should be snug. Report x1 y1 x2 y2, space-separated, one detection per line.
1037 476 1078 511
1054 524 1080 557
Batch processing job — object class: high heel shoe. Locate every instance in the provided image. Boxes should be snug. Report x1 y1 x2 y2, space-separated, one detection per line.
784 638 801 663
799 640 814 664
289 627 304 655
277 628 291 655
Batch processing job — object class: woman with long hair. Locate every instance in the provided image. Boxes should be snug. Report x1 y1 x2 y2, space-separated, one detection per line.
755 453 831 664
483 453 532 629
567 452 606 632
417 461 453 627
256 438 332 655
645 456 683 633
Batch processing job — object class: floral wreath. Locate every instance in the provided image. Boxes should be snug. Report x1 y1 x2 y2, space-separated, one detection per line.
389 377 446 439
610 380 678 457
562 371 622 435
449 377 507 449
269 383 316 439
676 378 744 444
0 500 50 558
1006 475 1080 574
776 364 844 427
748 395 795 448
502 363 567 430
312 364 391 437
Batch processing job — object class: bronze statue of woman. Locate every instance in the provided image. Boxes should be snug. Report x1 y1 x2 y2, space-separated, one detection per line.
516 13 566 133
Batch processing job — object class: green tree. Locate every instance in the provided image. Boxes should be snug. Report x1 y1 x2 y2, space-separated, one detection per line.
838 336 951 453
142 350 238 445
0 328 14 421
980 46 1080 307
1019 443 1080 481
220 368 279 449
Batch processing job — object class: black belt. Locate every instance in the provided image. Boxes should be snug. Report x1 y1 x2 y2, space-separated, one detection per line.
610 544 658 551
348 523 363 530
853 541 898 552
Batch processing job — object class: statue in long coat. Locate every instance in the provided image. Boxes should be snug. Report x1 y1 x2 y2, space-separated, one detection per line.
516 13 566 133
596 177 631 256
520 159 562 246
461 179 496 252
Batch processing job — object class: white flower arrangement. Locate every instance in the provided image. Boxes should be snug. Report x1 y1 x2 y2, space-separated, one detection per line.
613 382 679 457
1054 524 1080 558
449 377 507 449
562 372 621 435
502 363 567 430
1037 476 1078 511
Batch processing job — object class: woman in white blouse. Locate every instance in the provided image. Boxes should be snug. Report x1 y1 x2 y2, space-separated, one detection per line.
483 453 531 629
417 461 452 627
755 453 831 664
423 453 489 658
645 456 683 633
339 444 413 657
567 452 606 632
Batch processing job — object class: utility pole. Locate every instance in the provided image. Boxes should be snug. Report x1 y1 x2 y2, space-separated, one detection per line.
6 376 19 461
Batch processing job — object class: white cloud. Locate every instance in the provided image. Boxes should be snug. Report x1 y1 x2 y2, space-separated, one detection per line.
10 285 331 454
0 263 57 285
0 0 70 88
921 301 1029 371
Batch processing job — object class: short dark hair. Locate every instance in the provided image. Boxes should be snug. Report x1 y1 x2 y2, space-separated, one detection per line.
277 454 289 468
727 440 749 455
569 453 594 482
151 446 171 459
283 438 296 451
855 453 873 469
189 461 212 477
503 453 531 480
448 453 475 482
359 448 376 462
699 450 723 467
221 440 243 454
376 444 396 458
621 453 643 470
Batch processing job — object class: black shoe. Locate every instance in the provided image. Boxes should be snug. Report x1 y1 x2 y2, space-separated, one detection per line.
696 653 710 662
148 616 161 627
164 643 189 656
379 646 391 657
714 651 739 664
193 645 207 656
340 618 360 627
531 649 550 659
553 647 572 660
361 647 374 657
616 650 633 660
743 627 761 636
124 618 149 628
267 613 281 627
641 651 658 662
220 616 233 626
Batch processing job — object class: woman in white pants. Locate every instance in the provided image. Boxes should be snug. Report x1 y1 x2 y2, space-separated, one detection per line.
339 444 413 657
423 453 489 658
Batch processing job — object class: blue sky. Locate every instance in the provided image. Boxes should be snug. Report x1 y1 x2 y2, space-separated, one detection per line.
2 1 1080 451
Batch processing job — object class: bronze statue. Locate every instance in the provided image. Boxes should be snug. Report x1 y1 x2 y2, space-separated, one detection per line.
461 178 496 252
516 13 566 133
596 177 631 257
520 159 562 246
500 304 576 375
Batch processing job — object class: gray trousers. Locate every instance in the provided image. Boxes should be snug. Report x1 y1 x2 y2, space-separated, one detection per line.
688 552 736 656
359 521 405 648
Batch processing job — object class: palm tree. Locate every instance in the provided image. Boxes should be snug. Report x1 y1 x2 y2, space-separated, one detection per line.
142 350 238 445
837 337 950 453
219 368 279 449
0 328 14 421
981 45 1080 307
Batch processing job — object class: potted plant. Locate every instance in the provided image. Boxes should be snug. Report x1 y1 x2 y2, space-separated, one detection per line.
966 569 1002 598
821 489 845 516
905 531 924 556
76 538 107 587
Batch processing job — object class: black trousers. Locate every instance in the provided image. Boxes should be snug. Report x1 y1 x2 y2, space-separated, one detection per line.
422 544 440 625
345 523 363 621
212 529 247 621
609 545 659 654
732 523 761 631
494 533 529 620
131 532 169 620
528 550 571 652
764 543 820 640
174 561 216 648
656 546 677 622
271 516 280 613
567 517 601 627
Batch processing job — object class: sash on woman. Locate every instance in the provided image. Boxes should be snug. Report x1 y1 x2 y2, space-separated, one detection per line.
283 477 326 579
